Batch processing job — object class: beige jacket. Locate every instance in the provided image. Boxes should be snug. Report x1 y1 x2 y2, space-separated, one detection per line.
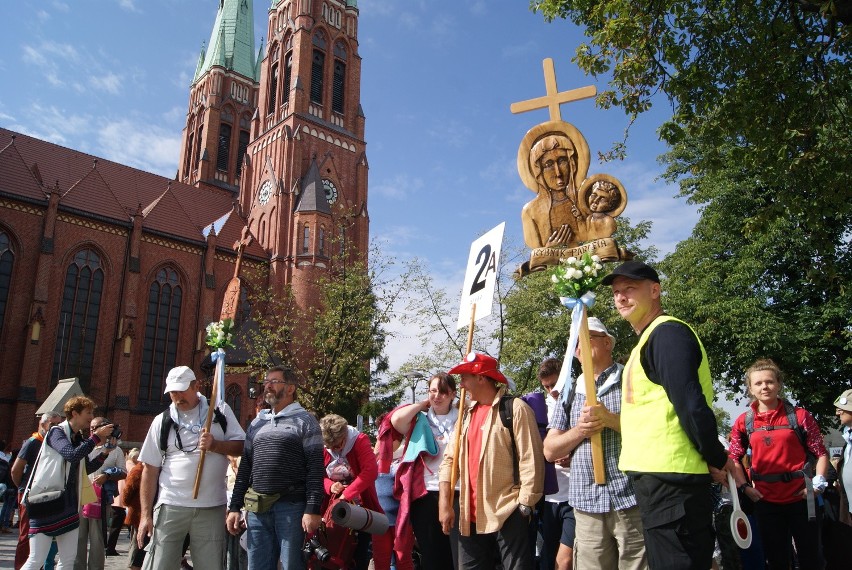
439 386 544 535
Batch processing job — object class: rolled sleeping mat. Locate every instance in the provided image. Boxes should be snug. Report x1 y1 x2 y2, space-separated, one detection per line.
331 502 389 535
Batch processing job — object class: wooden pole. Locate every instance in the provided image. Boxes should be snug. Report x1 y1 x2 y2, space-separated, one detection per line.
449 304 477 491
193 352 222 498
193 239 245 498
578 306 606 484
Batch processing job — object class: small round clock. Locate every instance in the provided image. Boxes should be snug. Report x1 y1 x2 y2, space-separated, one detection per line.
322 179 338 204
258 179 273 205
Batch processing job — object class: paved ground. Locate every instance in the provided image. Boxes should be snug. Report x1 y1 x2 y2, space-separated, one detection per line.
0 524 197 569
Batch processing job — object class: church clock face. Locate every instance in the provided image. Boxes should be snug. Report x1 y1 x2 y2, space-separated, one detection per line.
322 179 338 204
257 179 273 205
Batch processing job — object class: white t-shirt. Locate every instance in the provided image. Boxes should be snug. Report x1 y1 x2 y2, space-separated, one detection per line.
424 407 458 492
138 399 245 508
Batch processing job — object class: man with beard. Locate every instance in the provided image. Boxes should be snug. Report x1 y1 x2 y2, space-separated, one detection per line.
137 366 245 570
226 366 324 570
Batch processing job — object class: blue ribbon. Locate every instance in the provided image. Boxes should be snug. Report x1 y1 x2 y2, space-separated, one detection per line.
555 292 596 405
210 348 226 411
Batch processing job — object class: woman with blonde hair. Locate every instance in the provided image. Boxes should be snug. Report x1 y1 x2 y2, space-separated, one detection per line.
21 396 115 569
728 359 829 569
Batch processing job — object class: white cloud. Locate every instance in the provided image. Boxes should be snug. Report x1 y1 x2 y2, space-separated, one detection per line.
90 72 123 95
117 0 141 13
97 119 181 176
371 173 424 200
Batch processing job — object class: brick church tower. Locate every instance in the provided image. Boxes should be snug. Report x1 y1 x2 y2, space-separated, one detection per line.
178 0 369 307
0 0 369 445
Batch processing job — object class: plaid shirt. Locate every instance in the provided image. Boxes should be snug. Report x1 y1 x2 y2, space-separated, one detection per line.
548 363 638 513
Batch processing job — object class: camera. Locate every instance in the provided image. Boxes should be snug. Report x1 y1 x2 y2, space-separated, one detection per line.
302 536 331 563
110 424 122 439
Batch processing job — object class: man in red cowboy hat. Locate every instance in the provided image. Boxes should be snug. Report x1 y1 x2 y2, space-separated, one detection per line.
438 352 544 570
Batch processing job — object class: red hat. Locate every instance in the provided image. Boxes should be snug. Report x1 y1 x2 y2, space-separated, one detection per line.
448 352 508 384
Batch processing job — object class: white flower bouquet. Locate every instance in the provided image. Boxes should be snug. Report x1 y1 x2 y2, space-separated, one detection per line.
550 253 606 299
205 318 236 350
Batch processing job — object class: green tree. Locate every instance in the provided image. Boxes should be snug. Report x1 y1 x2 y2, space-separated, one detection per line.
530 0 851 425
243 249 401 420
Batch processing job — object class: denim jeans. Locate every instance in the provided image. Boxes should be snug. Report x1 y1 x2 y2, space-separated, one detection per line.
246 499 307 570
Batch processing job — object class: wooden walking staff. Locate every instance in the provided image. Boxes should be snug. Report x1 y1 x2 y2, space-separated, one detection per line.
193 238 246 498
447 221 506 490
449 304 477 491
577 306 606 484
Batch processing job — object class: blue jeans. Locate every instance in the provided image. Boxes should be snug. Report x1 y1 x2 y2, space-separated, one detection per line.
246 500 307 570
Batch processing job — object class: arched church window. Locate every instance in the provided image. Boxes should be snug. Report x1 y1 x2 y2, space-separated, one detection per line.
283 52 293 105
52 249 104 391
139 267 183 404
332 59 345 114
311 31 326 105
302 224 311 254
268 62 279 115
236 129 249 176
226 383 242 422
184 131 194 177
0 231 14 335
217 122 232 172
319 226 326 256
195 125 204 165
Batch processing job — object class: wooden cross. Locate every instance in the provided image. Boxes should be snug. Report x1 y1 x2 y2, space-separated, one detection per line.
510 58 596 122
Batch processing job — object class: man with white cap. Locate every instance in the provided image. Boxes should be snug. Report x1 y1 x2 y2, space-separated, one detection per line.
834 388 852 523
543 317 647 569
438 352 544 569
136 365 245 570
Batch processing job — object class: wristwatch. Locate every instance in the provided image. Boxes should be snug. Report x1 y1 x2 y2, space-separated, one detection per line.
518 504 532 517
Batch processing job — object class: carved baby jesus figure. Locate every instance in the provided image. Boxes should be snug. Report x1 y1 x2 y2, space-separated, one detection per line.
583 179 620 240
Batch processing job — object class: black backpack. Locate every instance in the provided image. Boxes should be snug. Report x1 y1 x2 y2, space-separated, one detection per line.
158 408 228 454
497 395 520 486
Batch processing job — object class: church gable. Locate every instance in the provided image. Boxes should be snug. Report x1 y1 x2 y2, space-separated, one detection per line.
142 185 204 242
0 137 46 202
62 164 130 224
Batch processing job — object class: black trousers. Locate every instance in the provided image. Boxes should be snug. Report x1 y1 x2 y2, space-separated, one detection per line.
410 490 459 569
458 508 534 570
631 473 714 570
105 506 126 552
754 499 823 570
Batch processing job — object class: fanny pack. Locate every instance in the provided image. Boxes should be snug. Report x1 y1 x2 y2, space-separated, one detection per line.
243 487 280 514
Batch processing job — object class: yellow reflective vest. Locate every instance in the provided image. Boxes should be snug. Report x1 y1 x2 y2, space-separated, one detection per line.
619 315 714 474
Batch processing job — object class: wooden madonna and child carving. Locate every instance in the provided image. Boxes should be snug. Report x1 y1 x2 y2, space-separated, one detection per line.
512 59 632 276
509 58 638 483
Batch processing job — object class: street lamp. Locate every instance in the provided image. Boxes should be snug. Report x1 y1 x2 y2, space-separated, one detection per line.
404 371 426 404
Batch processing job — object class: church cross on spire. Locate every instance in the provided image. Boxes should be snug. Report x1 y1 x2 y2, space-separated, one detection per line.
510 58 596 122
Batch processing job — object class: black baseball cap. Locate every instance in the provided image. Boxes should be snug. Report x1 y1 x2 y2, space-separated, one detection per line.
601 260 660 285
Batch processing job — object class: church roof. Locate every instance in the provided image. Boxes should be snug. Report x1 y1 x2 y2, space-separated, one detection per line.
0 136 48 202
294 160 331 214
0 127 249 250
195 0 259 83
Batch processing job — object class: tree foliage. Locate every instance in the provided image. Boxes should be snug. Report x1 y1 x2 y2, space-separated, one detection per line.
243 248 399 420
531 0 851 425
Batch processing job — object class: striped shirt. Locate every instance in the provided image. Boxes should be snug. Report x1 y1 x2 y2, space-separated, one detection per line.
548 364 638 513
229 403 325 515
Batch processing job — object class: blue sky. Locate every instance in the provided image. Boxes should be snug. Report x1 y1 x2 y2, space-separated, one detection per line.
0 1 701 381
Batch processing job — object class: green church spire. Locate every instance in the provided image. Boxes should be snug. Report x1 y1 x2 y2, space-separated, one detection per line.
194 0 258 83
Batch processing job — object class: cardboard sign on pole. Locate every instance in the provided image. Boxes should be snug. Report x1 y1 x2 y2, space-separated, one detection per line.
457 222 505 330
